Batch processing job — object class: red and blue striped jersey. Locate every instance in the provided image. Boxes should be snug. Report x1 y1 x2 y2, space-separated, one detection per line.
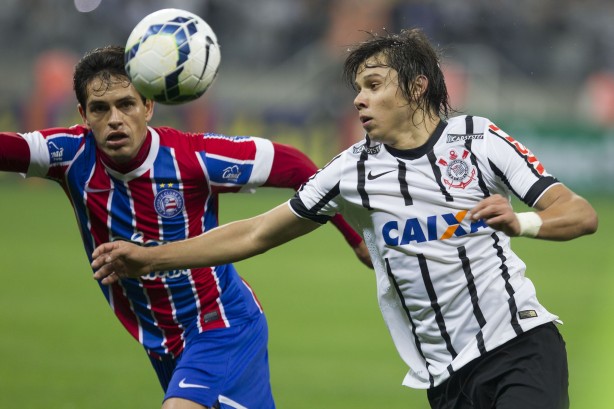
19 125 277 358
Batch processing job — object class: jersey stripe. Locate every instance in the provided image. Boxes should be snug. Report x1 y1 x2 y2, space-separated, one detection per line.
465 115 474 134
310 182 340 215
211 267 230 328
418 254 457 359
356 148 372 210
143 278 184 357
491 233 523 336
154 147 189 241
488 160 521 197
397 159 413 205
110 282 141 343
427 151 453 202
384 258 435 388
466 139 491 198
173 149 204 238
464 116 490 198
524 177 559 207
458 246 487 355
123 279 167 352
488 128 543 178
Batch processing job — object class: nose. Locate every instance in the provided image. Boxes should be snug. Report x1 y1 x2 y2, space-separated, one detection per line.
108 106 123 126
354 90 367 111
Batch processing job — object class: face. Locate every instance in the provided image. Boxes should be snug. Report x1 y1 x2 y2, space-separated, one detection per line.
78 75 154 164
353 56 415 148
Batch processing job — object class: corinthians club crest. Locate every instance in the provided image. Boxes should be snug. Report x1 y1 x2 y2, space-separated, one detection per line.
154 185 185 218
437 149 476 189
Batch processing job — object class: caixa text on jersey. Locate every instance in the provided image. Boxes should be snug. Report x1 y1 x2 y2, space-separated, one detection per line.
382 210 489 246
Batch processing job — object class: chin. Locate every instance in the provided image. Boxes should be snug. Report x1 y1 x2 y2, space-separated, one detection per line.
367 133 384 143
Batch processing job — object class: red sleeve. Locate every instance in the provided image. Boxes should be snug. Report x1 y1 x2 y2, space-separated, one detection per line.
265 142 363 247
330 213 363 247
264 142 318 190
0 132 30 173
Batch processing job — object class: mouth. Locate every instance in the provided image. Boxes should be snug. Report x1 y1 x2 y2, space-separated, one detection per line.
106 132 129 148
359 115 373 128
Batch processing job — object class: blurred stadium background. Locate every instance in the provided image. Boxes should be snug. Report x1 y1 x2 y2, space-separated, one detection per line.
0 0 612 408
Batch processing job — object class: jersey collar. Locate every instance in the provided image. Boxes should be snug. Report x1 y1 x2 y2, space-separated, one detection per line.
384 120 448 160
102 127 160 181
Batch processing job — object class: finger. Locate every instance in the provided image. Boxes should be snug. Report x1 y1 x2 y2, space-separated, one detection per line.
92 262 116 281
100 272 119 285
90 254 108 269
91 247 119 269
92 241 118 258
469 200 493 220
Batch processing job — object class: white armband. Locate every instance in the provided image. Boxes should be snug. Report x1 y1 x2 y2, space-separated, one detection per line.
516 212 543 237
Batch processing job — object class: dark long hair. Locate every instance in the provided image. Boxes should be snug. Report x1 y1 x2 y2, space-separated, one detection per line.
343 28 452 120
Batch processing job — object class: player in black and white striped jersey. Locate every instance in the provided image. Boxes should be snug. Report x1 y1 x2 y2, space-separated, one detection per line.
92 28 598 409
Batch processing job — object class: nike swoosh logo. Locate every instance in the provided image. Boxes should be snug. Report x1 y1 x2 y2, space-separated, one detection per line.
367 170 394 180
178 378 210 389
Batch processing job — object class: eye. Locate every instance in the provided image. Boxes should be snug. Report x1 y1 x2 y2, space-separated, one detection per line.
89 104 107 113
120 100 136 109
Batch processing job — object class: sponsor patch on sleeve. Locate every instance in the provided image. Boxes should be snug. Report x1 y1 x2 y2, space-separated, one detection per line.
518 310 538 319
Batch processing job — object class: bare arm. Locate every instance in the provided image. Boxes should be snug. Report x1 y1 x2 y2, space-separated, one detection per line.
266 143 371 268
470 184 598 240
92 203 321 285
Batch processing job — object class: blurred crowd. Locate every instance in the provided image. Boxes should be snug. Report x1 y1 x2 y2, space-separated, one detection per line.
2 0 613 79
1 1 614 159
0 0 613 191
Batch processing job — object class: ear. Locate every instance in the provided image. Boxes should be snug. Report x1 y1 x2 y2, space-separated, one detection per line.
78 104 90 127
412 75 429 99
144 99 155 123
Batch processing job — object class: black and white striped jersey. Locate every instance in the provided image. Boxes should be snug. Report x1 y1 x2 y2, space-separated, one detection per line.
289 115 561 389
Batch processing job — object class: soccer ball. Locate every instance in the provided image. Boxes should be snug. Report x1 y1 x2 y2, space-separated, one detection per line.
124 8 221 105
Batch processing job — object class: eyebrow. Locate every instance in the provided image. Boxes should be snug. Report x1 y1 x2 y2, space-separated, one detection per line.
88 96 136 107
354 72 384 88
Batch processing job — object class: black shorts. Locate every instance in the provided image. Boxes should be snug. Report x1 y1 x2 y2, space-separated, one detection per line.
427 322 569 409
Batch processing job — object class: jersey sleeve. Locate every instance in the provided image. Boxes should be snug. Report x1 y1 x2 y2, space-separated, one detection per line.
0 132 30 173
13 126 87 180
199 134 274 193
288 153 344 224
264 142 318 189
269 144 363 246
484 122 559 207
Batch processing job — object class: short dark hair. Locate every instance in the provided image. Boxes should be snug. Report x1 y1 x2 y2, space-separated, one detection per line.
343 28 452 120
73 45 144 109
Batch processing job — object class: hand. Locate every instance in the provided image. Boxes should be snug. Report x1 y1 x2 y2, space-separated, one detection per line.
470 194 520 237
91 241 152 285
352 240 373 269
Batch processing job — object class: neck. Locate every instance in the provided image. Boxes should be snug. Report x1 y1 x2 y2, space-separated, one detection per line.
100 131 152 174
391 113 441 150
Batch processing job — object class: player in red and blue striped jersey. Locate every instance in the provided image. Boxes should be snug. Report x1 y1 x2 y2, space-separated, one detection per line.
0 45 371 409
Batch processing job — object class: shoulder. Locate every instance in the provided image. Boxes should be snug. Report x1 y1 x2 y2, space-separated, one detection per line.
445 114 493 131
36 124 89 139
346 137 382 158
441 115 500 145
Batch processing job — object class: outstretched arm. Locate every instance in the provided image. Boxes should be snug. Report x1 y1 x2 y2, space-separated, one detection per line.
0 132 30 172
470 184 598 240
267 143 371 267
92 203 321 284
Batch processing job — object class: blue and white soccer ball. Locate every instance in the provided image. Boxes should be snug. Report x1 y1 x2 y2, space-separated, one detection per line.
124 8 221 105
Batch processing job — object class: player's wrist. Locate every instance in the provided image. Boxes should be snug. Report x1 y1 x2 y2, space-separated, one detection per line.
515 212 543 237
